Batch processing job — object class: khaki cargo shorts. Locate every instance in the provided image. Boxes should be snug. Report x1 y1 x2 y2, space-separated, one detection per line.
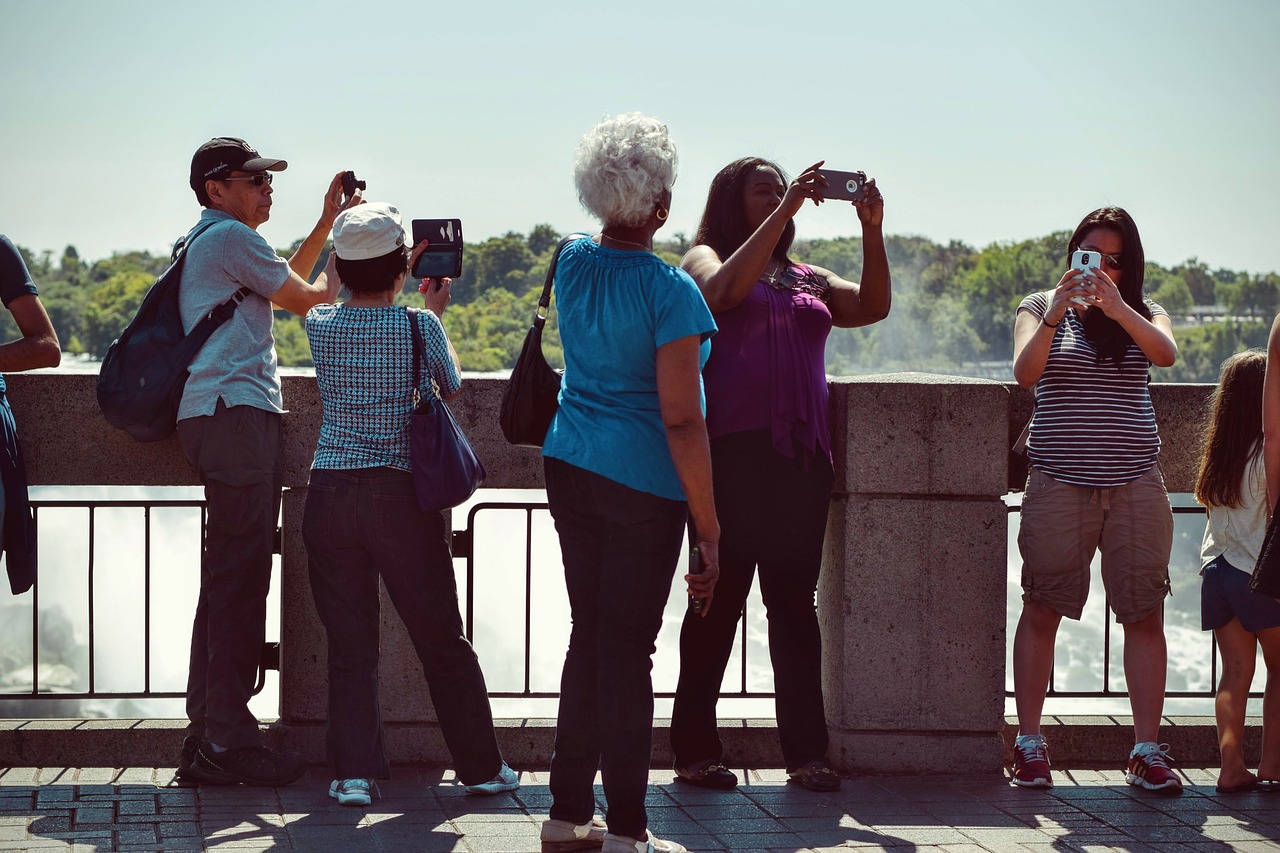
1017 464 1173 623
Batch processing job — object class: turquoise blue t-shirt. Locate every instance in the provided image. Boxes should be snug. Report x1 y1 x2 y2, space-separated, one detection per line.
542 239 716 501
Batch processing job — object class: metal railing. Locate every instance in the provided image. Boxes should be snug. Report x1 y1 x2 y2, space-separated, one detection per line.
5 495 772 704
15 499 204 701
5 495 1232 707
454 501 771 701
1006 501 1235 700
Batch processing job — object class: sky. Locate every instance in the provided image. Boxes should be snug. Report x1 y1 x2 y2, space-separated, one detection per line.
2 0 1278 275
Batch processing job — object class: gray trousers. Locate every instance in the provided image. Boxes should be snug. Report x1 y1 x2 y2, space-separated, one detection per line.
177 400 283 749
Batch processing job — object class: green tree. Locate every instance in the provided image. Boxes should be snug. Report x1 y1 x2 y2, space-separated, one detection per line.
1148 276 1193 316
1229 273 1280 319
1174 258 1216 305
79 270 154 355
527 224 560 256
457 232 535 303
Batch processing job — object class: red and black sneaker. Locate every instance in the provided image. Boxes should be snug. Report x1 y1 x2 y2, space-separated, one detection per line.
1011 734 1053 788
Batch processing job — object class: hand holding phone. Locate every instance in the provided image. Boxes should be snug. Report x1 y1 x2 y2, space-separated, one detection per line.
411 218 464 279
1069 249 1101 306
688 543 706 615
816 168 868 202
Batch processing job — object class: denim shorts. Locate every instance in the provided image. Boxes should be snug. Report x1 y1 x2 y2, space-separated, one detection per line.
1201 554 1280 632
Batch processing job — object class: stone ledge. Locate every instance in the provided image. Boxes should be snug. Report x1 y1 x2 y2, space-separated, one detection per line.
0 718 784 771
1 717 1233 772
1002 715 1236 767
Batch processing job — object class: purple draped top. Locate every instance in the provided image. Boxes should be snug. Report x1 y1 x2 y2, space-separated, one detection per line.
703 263 834 467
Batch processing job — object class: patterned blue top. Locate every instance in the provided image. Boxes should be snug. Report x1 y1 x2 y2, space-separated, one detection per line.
543 239 716 501
306 304 460 471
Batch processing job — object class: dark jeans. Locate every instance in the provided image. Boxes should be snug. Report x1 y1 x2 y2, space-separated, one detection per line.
302 466 502 783
544 457 687 839
671 430 834 770
177 401 283 749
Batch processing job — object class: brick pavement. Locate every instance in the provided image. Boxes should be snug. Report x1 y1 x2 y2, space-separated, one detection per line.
2 765 1280 852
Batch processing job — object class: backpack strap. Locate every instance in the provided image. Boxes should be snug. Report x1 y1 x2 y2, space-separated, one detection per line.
172 219 251 322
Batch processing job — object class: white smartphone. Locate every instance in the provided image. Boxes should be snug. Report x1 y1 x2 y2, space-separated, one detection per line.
1069 249 1101 306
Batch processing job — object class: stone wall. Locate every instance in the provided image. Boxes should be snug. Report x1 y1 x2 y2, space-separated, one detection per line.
0 373 1215 772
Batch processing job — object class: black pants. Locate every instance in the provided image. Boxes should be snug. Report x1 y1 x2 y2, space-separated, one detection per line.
302 466 503 783
671 430 834 770
544 457 687 839
177 401 283 749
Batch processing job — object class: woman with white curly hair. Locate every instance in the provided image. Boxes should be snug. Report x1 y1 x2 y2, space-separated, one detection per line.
538 113 720 853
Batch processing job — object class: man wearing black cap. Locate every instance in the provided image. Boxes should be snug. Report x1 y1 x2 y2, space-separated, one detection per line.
175 136 358 786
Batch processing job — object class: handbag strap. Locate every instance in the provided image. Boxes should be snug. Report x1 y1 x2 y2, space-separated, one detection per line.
408 309 440 405
532 232 592 330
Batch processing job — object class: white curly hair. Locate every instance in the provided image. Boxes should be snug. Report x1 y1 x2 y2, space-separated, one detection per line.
573 113 677 228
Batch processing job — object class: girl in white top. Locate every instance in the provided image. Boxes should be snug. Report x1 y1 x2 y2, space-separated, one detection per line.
1195 349 1280 792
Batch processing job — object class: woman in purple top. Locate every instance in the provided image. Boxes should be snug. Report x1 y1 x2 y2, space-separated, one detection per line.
671 158 891 791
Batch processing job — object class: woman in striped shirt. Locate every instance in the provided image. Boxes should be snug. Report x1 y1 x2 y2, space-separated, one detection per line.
1008 208 1180 793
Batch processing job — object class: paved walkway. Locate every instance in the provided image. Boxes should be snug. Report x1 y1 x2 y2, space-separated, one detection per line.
2 766 1279 852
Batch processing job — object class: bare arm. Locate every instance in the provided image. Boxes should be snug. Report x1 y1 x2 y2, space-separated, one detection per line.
824 179 891 327
289 171 360 280
1080 269 1177 367
414 240 463 401
656 334 720 614
1265 313 1280 511
681 161 826 313
0 294 60 371
271 254 341 317
1012 270 1095 387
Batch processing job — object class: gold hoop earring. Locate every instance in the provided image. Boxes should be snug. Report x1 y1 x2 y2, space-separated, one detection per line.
656 208 669 221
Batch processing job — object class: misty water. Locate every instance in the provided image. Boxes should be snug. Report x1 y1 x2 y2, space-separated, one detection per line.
0 360 1253 722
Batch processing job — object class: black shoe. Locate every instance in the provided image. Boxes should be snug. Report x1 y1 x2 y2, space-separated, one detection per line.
174 735 201 782
674 759 738 790
185 741 306 786
787 760 841 792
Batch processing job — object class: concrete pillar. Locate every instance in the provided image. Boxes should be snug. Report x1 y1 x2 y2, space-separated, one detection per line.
821 374 1010 773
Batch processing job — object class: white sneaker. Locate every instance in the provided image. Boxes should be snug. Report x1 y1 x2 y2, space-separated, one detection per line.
601 830 687 853
328 778 373 806
464 762 520 795
541 816 607 852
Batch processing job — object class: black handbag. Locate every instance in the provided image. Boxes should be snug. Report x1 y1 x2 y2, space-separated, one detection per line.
1251 510 1280 598
408 310 485 512
499 233 590 447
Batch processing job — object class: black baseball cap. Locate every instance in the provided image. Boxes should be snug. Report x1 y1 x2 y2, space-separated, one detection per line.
189 137 287 194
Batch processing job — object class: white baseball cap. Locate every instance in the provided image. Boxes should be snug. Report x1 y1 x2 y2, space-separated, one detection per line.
331 202 406 260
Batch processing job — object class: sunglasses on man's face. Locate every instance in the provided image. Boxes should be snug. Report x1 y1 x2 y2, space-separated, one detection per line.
223 174 273 187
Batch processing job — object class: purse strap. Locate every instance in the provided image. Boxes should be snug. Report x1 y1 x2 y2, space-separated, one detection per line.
408 309 440 406
532 232 592 330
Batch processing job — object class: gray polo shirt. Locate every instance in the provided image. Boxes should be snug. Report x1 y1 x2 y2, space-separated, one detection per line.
177 209 290 421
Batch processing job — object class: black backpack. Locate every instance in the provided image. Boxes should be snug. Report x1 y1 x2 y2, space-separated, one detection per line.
96 221 249 441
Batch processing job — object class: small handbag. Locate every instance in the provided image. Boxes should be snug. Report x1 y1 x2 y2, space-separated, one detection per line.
499 232 590 447
1251 511 1280 598
408 310 485 512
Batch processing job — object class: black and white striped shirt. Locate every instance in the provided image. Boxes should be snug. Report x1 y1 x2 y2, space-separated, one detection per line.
1018 291 1167 488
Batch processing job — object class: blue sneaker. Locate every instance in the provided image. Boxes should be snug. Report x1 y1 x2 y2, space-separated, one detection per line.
464 762 519 795
329 778 373 806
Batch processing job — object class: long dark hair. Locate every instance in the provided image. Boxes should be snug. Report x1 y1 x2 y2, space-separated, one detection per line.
1067 207 1150 363
693 157 795 262
1194 349 1266 509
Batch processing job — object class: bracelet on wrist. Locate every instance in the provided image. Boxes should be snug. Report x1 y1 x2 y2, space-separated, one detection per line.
1042 316 1060 328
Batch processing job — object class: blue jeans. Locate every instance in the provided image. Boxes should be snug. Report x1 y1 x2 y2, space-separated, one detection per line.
302 466 503 783
544 457 687 839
